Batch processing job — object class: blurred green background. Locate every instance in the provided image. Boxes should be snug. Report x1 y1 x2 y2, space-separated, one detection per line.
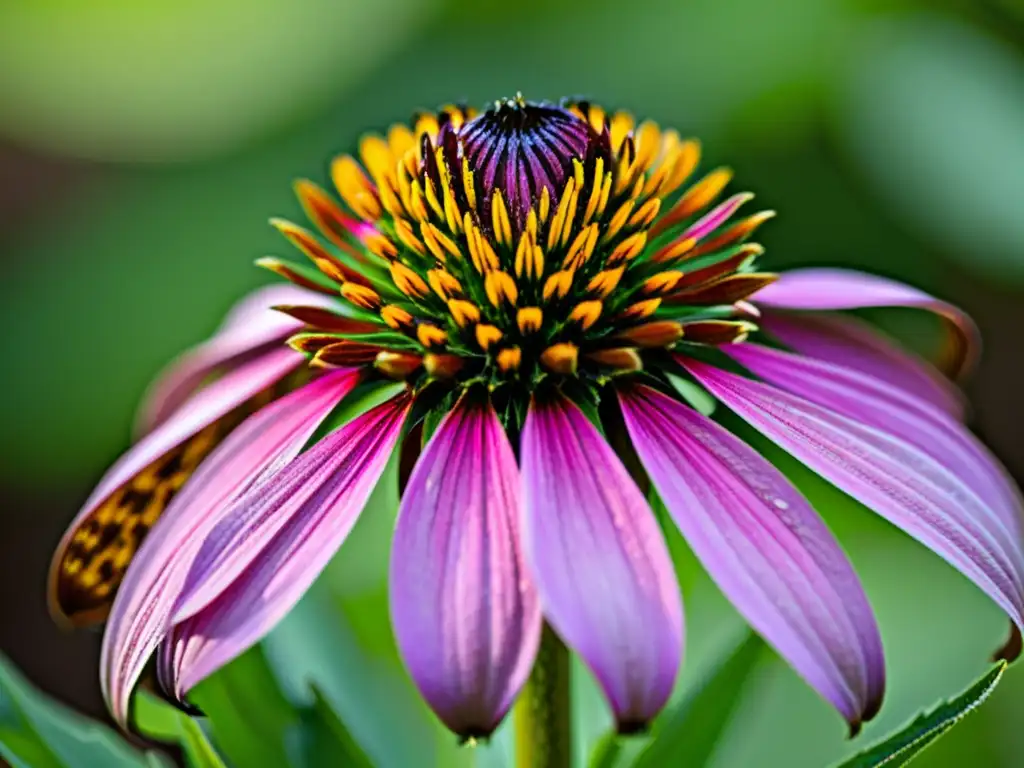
2 0 1024 765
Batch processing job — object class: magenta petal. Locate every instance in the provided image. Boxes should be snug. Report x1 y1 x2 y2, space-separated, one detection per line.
683 193 752 242
136 285 330 433
99 369 361 724
753 268 980 379
683 358 1024 645
760 311 964 418
390 396 541 737
619 384 885 730
520 393 683 729
728 344 1022 538
58 347 303 568
162 394 410 697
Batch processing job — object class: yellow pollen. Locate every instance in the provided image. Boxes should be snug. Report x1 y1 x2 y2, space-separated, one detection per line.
424 222 461 261
602 200 634 243
424 353 464 378
417 324 448 348
595 172 613 218
582 157 605 225
568 301 602 331
428 269 463 300
661 139 701 197
562 224 599 271
448 299 481 327
485 271 519 307
381 305 414 329
423 177 444 220
615 320 684 348
546 178 576 250
496 346 522 372
375 351 422 380
492 192 513 247
475 324 503 351
628 198 661 228
653 236 697 264
620 298 661 320
586 348 642 372
586 267 625 298
542 270 574 302
517 307 543 333
607 232 648 264
393 219 426 256
390 262 429 298
331 155 382 221
540 343 578 375
643 271 685 295
462 157 478 210
538 187 551 224
363 232 398 260
341 282 382 310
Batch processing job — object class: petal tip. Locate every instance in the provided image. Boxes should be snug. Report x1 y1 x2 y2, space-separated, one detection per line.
992 622 1022 663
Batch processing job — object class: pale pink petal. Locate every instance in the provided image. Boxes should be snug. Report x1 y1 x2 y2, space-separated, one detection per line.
161 394 410 698
390 395 540 737
99 369 361 725
520 393 683 730
683 193 753 242
135 285 331 433
753 268 979 380
760 311 964 417
619 384 884 732
728 343 1022 538
683 358 1024 657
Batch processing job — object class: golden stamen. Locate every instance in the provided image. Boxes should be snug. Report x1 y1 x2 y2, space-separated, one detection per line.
517 307 543 334
448 299 481 327
642 271 685 295
585 348 642 372
568 301 602 331
363 232 398 260
475 324 503 351
615 321 684 348
619 298 661 320
375 351 422 380
541 270 575 302
393 218 426 256
341 282 382 310
484 271 519 307
417 324 448 348
492 191 513 247
540 343 578 375
496 346 522 372
424 353 464 378
331 155 382 221
607 231 648 264
586 267 625 298
381 305 414 329
427 269 463 301
390 262 429 298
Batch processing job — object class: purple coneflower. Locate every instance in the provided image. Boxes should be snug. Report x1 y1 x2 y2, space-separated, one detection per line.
50 96 1023 742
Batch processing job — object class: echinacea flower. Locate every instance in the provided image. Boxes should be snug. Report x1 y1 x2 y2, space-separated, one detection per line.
51 96 1023 740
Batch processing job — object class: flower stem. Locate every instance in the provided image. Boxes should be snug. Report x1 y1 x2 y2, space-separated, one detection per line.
514 623 572 768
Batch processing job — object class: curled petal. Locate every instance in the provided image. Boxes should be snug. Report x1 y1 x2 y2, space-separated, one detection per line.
752 268 979 380
619 384 884 731
760 311 964 418
162 394 410 698
48 347 302 627
100 369 361 725
683 358 1024 657
390 395 541 737
520 392 683 730
728 344 1022 538
136 285 331 433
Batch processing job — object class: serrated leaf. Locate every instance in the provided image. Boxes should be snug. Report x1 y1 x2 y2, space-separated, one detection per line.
0 652 148 768
189 646 296 768
834 661 1007 768
289 685 374 768
633 632 764 768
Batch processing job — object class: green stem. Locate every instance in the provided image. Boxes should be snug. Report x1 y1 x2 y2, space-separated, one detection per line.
514 623 572 768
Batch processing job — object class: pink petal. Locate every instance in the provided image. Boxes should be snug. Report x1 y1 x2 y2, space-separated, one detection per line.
760 311 964 418
683 193 753 243
390 395 541 737
136 285 330 433
728 343 1022 538
683 358 1024 655
752 268 980 380
619 384 884 732
162 393 410 697
520 393 683 730
99 369 361 725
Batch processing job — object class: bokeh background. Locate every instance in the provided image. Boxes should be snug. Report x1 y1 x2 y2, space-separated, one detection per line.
2 0 1024 765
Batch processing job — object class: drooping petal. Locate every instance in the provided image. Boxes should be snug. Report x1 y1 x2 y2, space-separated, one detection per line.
48 347 303 627
520 393 683 730
728 343 1022 537
100 369 361 725
618 384 884 731
136 285 329 433
759 310 964 418
683 358 1024 657
161 393 410 698
390 395 541 737
752 268 979 380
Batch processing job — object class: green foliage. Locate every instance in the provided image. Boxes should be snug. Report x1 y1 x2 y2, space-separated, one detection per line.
292 686 374 768
835 662 1008 768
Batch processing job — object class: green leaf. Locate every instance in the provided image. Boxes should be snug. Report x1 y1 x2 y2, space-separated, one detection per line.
0 653 149 768
666 372 716 417
133 694 226 768
189 646 297 768
633 632 764 768
834 661 1008 768
290 685 374 768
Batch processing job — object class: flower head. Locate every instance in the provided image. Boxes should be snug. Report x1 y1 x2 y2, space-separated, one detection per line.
52 96 1024 742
